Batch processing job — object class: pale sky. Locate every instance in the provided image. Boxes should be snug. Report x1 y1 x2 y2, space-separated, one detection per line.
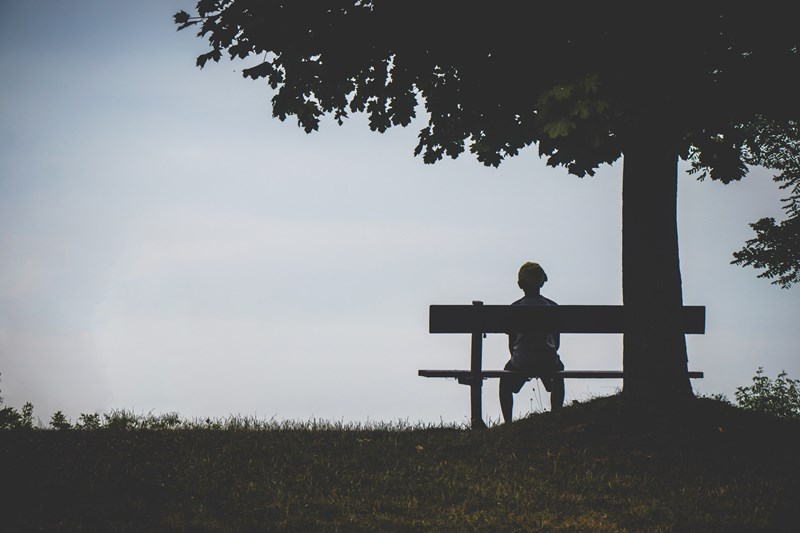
1 1 798 425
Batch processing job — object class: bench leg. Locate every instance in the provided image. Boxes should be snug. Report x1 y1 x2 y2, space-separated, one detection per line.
470 378 486 429
470 316 487 429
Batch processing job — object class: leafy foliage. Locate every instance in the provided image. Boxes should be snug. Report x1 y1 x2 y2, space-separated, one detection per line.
0 402 34 430
175 1 800 286
49 411 72 430
76 412 102 430
735 368 800 419
726 121 800 287
690 119 800 287
732 216 800 288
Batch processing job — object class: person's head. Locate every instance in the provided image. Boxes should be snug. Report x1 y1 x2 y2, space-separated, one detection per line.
518 262 547 294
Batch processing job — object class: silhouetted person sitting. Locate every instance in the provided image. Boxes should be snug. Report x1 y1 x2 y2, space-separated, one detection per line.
500 262 565 423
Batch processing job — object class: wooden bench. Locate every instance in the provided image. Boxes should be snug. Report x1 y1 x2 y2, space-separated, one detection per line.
419 301 706 428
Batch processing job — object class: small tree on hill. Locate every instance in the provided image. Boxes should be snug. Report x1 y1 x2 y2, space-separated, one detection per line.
175 2 800 411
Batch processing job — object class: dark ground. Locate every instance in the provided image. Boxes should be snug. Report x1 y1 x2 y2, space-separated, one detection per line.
2 394 799 531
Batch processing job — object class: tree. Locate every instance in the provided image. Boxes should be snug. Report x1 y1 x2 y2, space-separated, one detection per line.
175 2 800 410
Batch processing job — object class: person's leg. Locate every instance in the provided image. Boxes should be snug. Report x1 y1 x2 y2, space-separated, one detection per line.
550 378 565 411
500 378 514 423
549 358 565 411
500 360 526 423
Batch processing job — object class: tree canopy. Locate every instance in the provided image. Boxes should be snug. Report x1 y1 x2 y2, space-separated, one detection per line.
174 2 800 410
175 1 799 287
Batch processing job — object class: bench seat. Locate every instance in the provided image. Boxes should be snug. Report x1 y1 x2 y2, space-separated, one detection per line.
418 369 704 379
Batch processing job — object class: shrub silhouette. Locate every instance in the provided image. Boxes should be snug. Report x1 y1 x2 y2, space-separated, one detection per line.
49 411 72 430
735 367 800 419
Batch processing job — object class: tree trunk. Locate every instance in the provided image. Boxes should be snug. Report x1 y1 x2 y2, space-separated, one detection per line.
622 134 694 409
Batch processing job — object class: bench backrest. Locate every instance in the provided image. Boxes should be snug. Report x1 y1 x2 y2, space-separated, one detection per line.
429 305 706 334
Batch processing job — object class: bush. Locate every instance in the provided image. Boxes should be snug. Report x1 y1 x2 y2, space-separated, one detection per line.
0 406 23 429
50 411 72 430
0 402 35 430
735 367 800 419
76 412 102 430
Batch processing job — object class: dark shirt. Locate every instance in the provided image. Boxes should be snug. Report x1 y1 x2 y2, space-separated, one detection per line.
509 294 560 370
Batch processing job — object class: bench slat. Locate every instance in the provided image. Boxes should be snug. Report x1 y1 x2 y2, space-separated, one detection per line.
429 305 706 334
418 369 704 379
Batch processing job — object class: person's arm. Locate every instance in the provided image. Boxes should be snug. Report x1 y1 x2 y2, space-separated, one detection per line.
508 334 515 356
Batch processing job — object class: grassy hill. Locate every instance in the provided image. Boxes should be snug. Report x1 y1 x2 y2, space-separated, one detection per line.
2 394 799 531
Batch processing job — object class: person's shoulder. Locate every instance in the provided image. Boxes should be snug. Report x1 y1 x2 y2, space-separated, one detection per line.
541 295 558 306
511 295 557 306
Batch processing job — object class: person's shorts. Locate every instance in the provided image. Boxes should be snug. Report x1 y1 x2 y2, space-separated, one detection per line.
501 358 565 393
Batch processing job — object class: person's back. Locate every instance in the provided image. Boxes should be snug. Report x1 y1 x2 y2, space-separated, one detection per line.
500 262 565 423
509 293 559 373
